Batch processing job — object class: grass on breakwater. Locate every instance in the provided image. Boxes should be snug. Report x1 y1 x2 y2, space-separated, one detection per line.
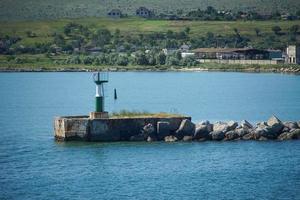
110 110 185 118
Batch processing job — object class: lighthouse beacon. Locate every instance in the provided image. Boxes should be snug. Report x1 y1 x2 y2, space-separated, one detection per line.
89 72 109 119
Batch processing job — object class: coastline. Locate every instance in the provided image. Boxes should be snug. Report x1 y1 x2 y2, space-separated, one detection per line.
1 64 300 74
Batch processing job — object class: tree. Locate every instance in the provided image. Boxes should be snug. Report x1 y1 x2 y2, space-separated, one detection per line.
117 55 129 66
92 29 112 46
289 25 299 35
272 26 282 35
135 52 148 65
233 28 240 38
184 27 191 34
156 52 166 65
254 28 261 36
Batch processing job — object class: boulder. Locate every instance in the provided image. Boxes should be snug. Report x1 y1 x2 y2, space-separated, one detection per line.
210 131 225 141
227 121 238 131
298 121 300 128
240 120 253 129
290 129 300 139
278 132 293 140
252 127 267 140
257 122 268 129
266 115 284 135
225 130 240 140
194 121 212 140
212 121 238 133
236 127 250 137
242 133 254 140
282 127 290 133
130 134 145 141
164 135 178 142
183 136 193 142
199 120 213 132
157 121 171 140
283 121 299 130
213 122 229 133
142 123 155 138
267 115 282 126
175 119 195 140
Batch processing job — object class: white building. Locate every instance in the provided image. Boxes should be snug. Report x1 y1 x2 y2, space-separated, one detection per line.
286 45 300 64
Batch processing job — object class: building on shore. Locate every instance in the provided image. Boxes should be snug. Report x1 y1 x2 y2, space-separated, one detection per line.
107 9 122 18
191 48 285 65
286 45 300 64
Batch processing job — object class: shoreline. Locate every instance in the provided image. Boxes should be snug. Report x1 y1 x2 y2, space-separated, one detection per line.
1 66 300 74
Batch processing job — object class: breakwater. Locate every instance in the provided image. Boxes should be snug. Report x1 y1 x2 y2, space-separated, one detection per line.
54 115 300 142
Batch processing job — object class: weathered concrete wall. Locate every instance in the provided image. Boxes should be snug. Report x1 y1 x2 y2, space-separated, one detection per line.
54 116 191 142
54 116 90 141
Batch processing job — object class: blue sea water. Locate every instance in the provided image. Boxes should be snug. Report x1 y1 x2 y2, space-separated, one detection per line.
0 72 299 200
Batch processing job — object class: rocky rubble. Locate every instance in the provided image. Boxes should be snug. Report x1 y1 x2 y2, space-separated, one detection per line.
130 115 300 142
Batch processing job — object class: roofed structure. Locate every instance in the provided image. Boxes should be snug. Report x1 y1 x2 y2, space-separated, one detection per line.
136 7 153 18
107 9 122 18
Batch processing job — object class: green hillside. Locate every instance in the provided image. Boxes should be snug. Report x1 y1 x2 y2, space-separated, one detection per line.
0 0 300 21
0 18 299 48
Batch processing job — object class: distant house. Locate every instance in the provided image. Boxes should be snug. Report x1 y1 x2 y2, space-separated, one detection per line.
136 7 152 18
107 9 122 18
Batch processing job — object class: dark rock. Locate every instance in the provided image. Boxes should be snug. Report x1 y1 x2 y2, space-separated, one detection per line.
290 129 300 139
210 131 225 141
283 121 299 130
142 123 155 138
225 130 239 140
157 121 170 140
175 119 195 140
164 135 178 142
183 135 193 142
240 120 253 129
242 133 254 140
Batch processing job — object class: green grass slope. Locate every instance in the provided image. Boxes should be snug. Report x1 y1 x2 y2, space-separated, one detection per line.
0 0 300 21
0 18 299 48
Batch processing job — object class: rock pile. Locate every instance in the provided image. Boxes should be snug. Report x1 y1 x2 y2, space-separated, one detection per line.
130 115 300 142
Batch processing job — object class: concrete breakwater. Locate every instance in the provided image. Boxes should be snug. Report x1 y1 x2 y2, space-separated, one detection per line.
54 115 300 142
